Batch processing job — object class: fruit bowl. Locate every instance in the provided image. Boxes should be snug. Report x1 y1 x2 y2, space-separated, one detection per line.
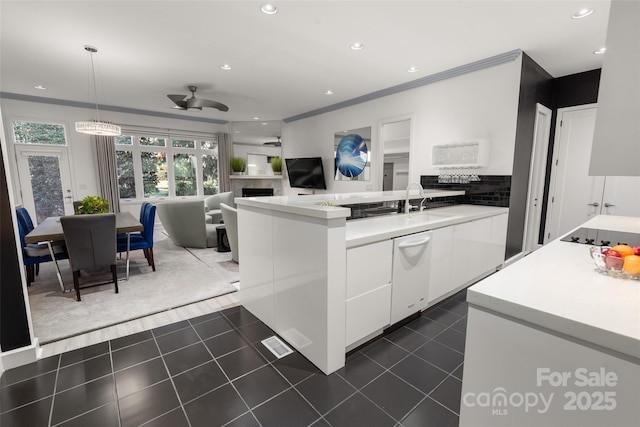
589 246 640 280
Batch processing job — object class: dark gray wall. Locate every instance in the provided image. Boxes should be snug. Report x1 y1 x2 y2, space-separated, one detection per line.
1 141 32 351
505 53 553 259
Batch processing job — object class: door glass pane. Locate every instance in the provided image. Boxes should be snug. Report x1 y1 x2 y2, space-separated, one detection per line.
173 139 195 148
28 155 64 223
141 152 168 197
116 150 136 198
13 121 66 145
174 153 197 196
200 140 217 150
140 136 166 147
114 135 133 145
202 154 219 195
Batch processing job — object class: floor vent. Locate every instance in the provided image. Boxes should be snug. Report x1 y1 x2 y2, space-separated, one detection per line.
261 336 294 359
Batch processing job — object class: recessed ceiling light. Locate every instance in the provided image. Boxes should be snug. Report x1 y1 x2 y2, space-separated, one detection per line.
350 42 364 51
260 3 277 15
325 90 334 95
593 47 606 54
261 122 268 125
253 117 260 120
220 64 232 70
34 85 46 90
572 8 594 19
407 66 418 73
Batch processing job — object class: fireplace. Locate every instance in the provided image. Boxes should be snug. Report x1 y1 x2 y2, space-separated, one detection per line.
242 188 274 197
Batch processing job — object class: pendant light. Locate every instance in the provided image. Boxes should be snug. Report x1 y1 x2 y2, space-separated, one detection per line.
75 45 121 136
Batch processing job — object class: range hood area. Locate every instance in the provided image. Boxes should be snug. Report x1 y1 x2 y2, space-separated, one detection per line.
589 0 640 177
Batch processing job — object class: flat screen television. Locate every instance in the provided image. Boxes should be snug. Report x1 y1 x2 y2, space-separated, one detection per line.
285 157 327 189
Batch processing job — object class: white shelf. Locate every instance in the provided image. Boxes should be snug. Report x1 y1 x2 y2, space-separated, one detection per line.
229 175 283 180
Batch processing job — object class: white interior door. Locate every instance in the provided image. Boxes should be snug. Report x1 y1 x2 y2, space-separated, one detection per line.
545 105 604 243
15 146 75 224
601 176 640 217
523 103 552 253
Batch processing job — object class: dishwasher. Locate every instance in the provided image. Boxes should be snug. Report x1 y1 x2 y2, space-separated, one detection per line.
391 230 432 324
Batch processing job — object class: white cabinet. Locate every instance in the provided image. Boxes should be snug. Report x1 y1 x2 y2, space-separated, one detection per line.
391 231 432 324
345 240 392 347
426 226 454 308
428 213 508 305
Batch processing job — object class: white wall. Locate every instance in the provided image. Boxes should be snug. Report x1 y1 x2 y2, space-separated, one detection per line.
1 99 229 206
281 56 522 195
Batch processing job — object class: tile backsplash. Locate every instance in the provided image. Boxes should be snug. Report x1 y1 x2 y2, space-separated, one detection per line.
420 175 511 208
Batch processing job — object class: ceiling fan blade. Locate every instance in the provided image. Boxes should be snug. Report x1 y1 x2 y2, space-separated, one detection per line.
167 94 187 104
189 97 229 112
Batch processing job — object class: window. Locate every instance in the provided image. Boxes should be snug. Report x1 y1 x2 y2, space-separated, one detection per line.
12 121 67 145
115 132 218 199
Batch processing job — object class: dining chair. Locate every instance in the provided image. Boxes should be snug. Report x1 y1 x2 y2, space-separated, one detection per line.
16 217 68 286
118 203 157 271
60 213 118 301
220 203 239 263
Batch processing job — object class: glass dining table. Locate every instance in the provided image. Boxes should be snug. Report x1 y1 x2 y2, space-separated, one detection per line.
25 212 144 292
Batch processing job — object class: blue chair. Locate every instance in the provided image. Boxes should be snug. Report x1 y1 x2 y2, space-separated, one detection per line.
16 217 68 286
118 203 156 271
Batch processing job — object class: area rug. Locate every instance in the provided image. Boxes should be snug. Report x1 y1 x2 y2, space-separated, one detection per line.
27 228 239 344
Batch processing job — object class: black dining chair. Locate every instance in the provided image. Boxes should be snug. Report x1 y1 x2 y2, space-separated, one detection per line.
60 213 118 301
117 203 157 271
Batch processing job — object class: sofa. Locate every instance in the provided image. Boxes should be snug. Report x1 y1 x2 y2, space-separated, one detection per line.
204 192 235 224
155 199 217 248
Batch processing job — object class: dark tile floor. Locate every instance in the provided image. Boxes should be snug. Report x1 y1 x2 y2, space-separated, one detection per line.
0 290 468 427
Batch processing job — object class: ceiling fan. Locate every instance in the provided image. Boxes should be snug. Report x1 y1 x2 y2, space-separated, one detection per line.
263 136 282 147
167 85 229 112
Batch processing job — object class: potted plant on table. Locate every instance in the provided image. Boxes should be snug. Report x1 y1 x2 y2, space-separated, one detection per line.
271 157 282 175
230 157 246 175
76 195 109 214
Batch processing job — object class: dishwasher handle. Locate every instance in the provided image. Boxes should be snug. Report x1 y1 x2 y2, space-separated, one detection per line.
397 236 431 249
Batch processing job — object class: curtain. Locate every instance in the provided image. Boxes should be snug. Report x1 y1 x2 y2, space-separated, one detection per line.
94 135 121 213
218 132 233 193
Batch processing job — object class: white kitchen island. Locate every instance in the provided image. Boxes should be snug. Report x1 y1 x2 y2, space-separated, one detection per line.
236 190 508 374
460 215 640 426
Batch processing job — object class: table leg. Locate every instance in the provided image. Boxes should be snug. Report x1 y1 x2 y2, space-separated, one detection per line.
46 241 66 292
126 232 131 280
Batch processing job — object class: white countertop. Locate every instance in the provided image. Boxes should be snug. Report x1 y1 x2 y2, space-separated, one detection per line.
235 189 465 220
468 215 640 359
346 205 508 247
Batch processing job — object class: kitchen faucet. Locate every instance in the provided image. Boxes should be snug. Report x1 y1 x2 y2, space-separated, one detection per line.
405 182 424 214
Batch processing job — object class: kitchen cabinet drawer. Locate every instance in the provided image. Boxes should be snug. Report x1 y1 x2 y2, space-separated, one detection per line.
345 284 391 347
346 240 392 299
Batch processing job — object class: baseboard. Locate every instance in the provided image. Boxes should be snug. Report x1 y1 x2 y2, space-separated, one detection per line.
1 338 40 370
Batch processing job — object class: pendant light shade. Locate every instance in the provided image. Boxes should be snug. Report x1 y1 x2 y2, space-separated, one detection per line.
75 120 121 136
75 45 121 136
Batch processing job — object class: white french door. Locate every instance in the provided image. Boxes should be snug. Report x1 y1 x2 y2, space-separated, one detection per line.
15 146 75 224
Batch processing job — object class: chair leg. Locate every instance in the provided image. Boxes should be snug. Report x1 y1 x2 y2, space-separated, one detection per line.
25 266 32 286
111 265 119 294
148 248 156 271
72 271 81 301
36 263 40 276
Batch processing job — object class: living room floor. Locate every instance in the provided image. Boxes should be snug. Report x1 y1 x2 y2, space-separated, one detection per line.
0 290 467 427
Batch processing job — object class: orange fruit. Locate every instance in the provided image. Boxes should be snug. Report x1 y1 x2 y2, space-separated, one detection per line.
611 244 634 258
623 255 640 276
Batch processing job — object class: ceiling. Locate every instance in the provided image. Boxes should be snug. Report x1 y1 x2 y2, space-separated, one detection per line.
0 0 611 142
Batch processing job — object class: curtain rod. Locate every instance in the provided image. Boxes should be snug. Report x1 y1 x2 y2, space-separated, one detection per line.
118 123 225 137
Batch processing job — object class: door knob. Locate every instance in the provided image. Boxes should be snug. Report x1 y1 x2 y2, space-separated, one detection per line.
587 202 600 207
604 203 615 207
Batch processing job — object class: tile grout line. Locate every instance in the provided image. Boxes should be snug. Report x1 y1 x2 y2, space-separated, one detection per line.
151 326 194 427
46 355 62 427
191 314 262 427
